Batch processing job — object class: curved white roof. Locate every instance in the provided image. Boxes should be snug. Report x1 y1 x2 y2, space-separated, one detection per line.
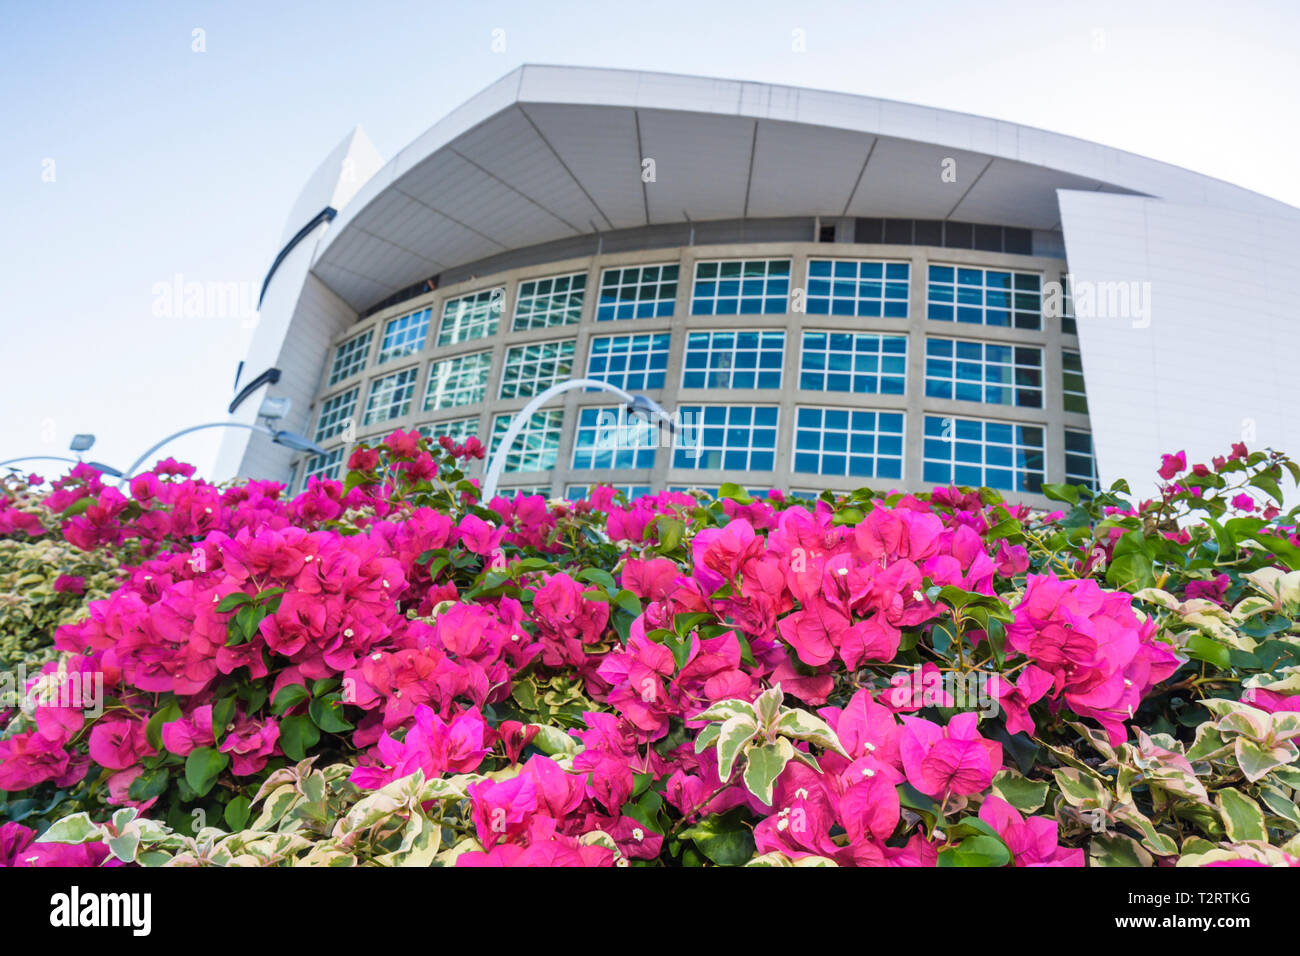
309 64 1299 311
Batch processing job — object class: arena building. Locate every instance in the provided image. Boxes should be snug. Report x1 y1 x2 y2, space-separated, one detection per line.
216 65 1300 503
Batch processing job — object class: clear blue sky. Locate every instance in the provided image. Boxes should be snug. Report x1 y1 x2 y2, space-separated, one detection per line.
3 0 1297 479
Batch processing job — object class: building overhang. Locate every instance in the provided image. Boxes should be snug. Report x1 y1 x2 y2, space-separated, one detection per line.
309 64 1298 313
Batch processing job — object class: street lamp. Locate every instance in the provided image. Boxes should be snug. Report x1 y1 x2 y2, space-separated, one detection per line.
0 434 125 478
119 399 326 483
481 378 675 502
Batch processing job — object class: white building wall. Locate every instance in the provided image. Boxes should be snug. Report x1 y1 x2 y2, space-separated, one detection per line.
1059 190 1300 496
213 128 382 480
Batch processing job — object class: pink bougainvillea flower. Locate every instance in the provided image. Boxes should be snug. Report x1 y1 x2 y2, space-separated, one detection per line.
978 795 1083 866
87 717 155 771
161 705 216 756
493 720 540 766
752 762 844 862
456 834 614 867
218 715 280 776
882 663 953 713
819 688 902 770
0 731 87 790
899 713 1002 799
455 514 506 557
987 665 1054 737
1006 573 1182 744
351 704 490 789
993 540 1030 577
619 557 681 603
691 519 766 593
1158 451 1186 480
1185 573 1230 605
0 823 113 868
468 773 539 849
1243 688 1300 714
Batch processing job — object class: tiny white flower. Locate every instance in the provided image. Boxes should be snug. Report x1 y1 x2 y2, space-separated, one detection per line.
632 827 644 841
862 767 875 778
776 818 789 832
863 741 876 753
371 652 383 661
836 566 848 576
344 628 354 638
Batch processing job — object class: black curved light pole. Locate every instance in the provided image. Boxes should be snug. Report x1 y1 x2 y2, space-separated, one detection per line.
0 455 125 479
119 422 326 483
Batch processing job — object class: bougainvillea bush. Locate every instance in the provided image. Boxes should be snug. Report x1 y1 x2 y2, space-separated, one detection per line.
2 432 1300 867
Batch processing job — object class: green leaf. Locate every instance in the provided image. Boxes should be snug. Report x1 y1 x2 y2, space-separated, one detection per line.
311 678 341 697
1041 483 1081 505
715 715 759 782
184 747 228 798
309 697 355 733
672 611 714 639
1206 518 1236 560
279 715 321 762
1248 473 1283 505
1234 738 1294 783
1246 531 1300 571
1184 634 1232 670
106 832 141 863
270 684 311 716
216 592 252 613
147 698 182 752
773 708 849 757
655 517 685 553
1052 768 1109 809
693 723 722 754
611 590 642 616
1089 832 1154 867
898 783 939 830
694 699 756 724
620 789 665 836
527 724 577 756
60 496 94 519
211 697 237 744
127 769 170 803
831 507 865 527
677 809 756 866
1258 784 1300 827
937 833 1011 867
991 771 1049 813
38 812 100 844
577 568 617 592
224 795 252 831
743 739 794 806
1107 551 1156 591
753 685 785 727
1217 789 1266 843
718 482 754 505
